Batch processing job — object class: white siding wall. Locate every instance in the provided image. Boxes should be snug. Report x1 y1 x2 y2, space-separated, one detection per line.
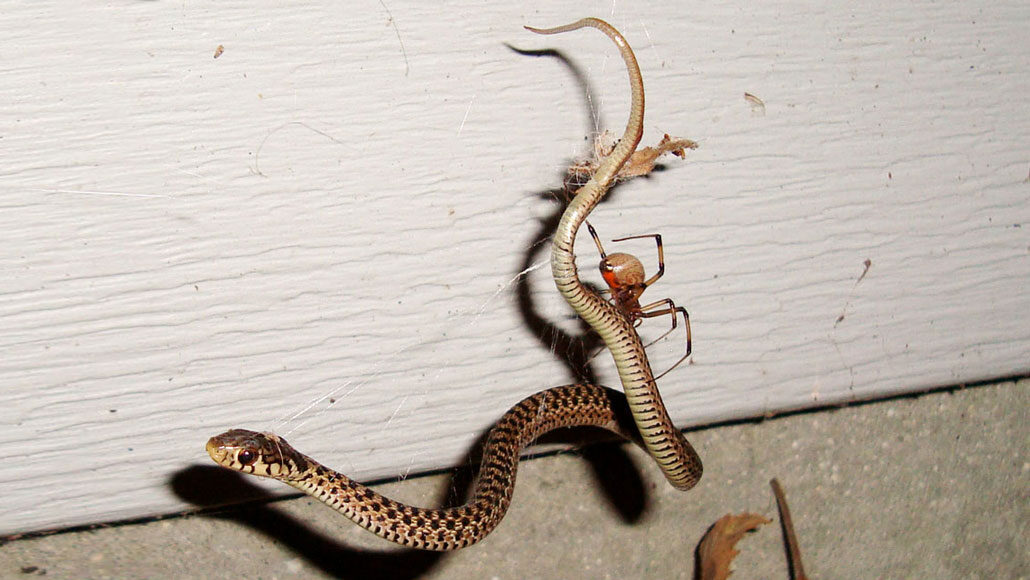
2 1 1027 534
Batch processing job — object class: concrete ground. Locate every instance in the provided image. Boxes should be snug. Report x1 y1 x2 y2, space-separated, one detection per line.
1 378 1026 580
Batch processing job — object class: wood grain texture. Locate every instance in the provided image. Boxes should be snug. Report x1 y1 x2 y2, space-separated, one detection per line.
1 1 1027 533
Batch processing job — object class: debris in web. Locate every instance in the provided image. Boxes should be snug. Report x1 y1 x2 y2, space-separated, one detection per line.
566 131 698 188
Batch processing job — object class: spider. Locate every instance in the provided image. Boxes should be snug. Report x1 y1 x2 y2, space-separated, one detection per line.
587 222 692 379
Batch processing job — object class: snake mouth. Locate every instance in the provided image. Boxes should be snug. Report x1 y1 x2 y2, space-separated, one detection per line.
205 437 227 463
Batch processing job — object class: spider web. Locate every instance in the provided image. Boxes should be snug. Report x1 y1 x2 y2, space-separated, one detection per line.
270 258 553 442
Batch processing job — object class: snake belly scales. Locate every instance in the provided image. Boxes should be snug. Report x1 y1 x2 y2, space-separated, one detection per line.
207 17 702 551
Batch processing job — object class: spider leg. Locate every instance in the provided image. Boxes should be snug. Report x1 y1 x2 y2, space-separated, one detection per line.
593 225 691 380
637 298 692 380
586 222 608 259
610 233 665 287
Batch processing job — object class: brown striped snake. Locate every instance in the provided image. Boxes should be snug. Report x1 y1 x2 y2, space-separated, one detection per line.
207 17 701 551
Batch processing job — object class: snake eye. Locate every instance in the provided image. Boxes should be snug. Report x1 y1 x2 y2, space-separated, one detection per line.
237 449 256 466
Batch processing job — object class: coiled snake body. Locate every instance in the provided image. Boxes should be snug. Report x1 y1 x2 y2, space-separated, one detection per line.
207 18 701 551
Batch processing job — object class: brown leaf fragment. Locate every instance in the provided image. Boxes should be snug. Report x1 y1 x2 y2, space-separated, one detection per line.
619 133 699 179
567 131 698 185
697 512 772 580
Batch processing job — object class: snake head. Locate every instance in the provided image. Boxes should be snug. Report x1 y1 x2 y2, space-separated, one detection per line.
206 428 310 481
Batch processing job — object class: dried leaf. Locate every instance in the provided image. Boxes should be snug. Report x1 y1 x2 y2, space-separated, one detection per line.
567 132 698 185
697 512 772 580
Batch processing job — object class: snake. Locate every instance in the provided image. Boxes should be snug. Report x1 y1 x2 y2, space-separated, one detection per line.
206 17 702 551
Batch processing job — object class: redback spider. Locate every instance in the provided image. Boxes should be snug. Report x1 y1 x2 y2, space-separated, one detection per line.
587 222 692 379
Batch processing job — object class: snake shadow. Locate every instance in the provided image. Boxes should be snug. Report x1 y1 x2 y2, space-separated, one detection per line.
508 44 608 389
507 178 652 524
172 465 443 580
